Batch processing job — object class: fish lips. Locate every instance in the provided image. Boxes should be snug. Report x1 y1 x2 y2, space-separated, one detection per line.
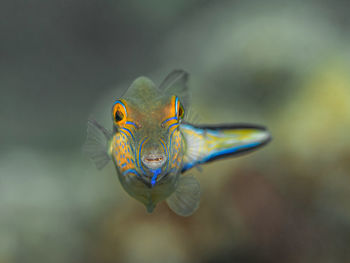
141 154 167 169
137 154 168 188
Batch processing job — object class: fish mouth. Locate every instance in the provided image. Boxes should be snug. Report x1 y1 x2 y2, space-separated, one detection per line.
141 154 166 169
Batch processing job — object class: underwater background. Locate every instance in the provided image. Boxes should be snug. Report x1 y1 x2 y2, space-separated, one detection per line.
1 0 350 262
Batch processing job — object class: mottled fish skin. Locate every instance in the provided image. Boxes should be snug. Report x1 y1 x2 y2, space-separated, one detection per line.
84 70 271 215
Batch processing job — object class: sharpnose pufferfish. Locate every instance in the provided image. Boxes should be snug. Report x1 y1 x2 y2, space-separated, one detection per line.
84 70 271 216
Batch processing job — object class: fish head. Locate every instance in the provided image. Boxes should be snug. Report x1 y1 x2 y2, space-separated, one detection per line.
111 76 186 206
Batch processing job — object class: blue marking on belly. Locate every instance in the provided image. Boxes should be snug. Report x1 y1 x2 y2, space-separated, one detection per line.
150 168 162 187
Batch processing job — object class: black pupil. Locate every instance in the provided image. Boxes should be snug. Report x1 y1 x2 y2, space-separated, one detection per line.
115 111 124 122
179 105 184 118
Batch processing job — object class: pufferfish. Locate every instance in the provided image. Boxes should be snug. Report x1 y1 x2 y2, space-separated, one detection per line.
84 70 271 216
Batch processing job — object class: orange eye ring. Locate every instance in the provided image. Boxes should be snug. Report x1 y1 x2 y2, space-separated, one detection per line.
112 100 127 126
162 96 185 127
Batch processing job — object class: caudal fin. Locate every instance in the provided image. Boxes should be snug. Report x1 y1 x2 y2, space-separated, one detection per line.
180 123 271 173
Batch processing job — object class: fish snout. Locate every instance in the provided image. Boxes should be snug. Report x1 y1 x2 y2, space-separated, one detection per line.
141 153 167 169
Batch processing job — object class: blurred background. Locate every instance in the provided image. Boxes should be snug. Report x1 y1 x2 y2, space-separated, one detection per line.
1 0 350 262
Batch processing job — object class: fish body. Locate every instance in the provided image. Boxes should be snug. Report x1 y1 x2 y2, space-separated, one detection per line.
84 70 271 216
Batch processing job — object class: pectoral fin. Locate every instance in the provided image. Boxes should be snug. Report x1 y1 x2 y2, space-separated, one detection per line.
83 119 112 170
180 123 271 173
166 176 200 217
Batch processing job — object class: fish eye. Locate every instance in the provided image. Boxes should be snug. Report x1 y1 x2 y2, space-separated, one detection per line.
112 100 127 125
178 102 184 119
161 96 185 128
115 110 124 122
175 96 184 120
